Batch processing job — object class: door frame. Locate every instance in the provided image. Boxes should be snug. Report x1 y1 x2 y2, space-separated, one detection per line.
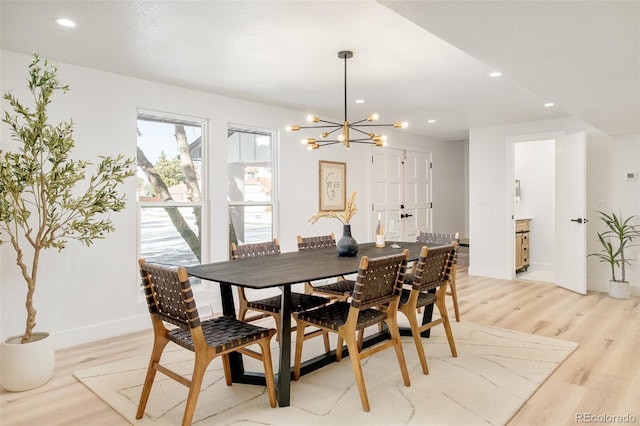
371 146 433 242
505 131 566 280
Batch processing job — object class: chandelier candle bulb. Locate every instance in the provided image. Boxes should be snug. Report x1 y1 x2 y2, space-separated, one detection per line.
376 214 385 248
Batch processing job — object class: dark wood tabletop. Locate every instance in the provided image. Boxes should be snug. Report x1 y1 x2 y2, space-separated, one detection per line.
187 241 431 288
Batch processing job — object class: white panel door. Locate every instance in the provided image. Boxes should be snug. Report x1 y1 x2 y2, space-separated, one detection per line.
555 132 587 294
373 148 403 237
404 151 432 241
372 148 432 241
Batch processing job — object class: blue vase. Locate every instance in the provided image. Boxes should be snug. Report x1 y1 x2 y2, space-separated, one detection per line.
337 224 358 257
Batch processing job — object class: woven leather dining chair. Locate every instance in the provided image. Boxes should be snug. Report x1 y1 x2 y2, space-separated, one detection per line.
137 259 277 426
412 231 461 322
231 238 330 350
399 244 458 375
296 233 355 301
292 250 411 412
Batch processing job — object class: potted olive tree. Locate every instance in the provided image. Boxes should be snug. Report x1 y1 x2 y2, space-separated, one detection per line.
588 211 640 299
0 53 135 391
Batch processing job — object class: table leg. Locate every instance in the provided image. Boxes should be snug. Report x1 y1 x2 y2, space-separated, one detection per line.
419 303 435 337
219 283 246 381
277 285 291 407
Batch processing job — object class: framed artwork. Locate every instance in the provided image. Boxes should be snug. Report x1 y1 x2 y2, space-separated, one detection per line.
319 160 346 211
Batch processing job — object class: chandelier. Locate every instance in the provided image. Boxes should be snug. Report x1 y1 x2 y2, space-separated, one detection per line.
286 50 408 150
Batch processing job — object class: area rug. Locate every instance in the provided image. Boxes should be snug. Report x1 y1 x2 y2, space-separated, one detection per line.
74 321 577 425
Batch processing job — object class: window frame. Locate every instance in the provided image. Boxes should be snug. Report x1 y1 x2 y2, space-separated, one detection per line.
227 123 279 252
136 109 209 271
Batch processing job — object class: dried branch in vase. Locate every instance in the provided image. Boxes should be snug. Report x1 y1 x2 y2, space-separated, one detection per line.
309 191 358 225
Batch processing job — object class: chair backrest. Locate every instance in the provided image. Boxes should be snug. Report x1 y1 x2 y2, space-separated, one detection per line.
231 238 281 260
351 250 409 310
138 259 201 331
296 233 336 250
410 243 457 293
416 231 459 245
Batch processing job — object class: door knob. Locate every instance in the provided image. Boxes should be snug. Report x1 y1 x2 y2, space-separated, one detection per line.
570 218 587 223
400 213 413 218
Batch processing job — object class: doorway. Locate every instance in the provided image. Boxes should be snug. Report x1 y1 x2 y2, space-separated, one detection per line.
513 139 555 283
508 131 587 295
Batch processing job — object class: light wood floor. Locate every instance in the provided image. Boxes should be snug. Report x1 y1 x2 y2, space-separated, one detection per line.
2 269 639 425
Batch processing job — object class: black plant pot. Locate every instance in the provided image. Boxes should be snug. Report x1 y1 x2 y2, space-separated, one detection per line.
337 224 358 257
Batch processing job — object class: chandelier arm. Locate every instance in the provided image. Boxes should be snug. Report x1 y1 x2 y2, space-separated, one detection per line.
316 118 343 126
350 126 375 137
323 127 342 137
350 118 370 125
296 124 342 130
351 123 396 127
350 140 376 145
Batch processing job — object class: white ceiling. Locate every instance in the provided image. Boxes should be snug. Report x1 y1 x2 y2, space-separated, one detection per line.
1 1 638 141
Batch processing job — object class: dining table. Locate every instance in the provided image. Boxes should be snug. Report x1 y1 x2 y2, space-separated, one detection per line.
186 241 442 407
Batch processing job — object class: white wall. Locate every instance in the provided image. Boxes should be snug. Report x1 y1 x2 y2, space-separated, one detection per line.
1 51 465 348
514 140 555 272
469 117 640 295
431 139 467 235
587 132 640 292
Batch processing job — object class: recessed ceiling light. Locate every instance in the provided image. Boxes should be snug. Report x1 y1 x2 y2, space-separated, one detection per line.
355 99 365 104
544 102 555 108
55 18 76 28
427 119 436 124
489 71 502 78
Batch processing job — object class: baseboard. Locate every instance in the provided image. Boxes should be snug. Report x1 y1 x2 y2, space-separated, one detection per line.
468 266 510 280
587 279 640 297
51 314 151 350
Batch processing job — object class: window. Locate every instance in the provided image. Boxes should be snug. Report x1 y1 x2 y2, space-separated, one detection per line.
137 112 206 268
228 126 276 248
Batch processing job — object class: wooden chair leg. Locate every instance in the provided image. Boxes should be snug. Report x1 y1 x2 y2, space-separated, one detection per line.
270 313 281 342
222 353 232 386
403 308 429 374
257 338 277 407
336 336 344 362
136 330 169 419
237 288 249 322
386 315 411 386
181 355 208 426
357 328 365 351
344 332 370 412
435 296 458 357
322 331 331 353
449 269 460 322
292 319 307 381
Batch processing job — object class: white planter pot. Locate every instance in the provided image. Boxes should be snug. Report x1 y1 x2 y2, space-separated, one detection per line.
1 332 55 391
608 280 631 300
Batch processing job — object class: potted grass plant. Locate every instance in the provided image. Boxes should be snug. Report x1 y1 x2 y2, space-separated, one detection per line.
0 53 135 391
588 211 640 299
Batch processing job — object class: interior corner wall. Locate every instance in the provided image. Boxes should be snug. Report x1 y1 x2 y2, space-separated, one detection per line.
431 139 467 237
1 50 463 348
